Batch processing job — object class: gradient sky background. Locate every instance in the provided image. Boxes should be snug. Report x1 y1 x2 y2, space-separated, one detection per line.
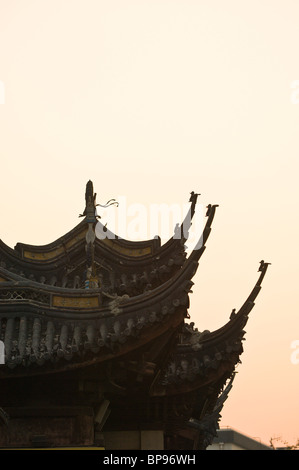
0 0 298 447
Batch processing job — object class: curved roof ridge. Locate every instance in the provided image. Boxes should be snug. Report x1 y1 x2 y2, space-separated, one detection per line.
187 260 271 347
2 188 202 266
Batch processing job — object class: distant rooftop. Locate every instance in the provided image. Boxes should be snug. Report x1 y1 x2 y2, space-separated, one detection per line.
207 427 272 451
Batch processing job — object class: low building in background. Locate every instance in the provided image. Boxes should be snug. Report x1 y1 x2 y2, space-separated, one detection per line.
207 428 272 450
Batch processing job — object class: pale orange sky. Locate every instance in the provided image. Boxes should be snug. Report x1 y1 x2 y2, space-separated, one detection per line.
0 0 299 447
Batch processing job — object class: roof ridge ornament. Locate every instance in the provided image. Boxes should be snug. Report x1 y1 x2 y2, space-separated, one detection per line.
98 198 119 209
79 180 118 222
79 180 119 289
258 259 271 272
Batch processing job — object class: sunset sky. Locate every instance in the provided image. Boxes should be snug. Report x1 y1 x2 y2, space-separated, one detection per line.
0 0 298 447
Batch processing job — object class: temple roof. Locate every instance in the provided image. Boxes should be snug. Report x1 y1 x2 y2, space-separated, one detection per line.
152 262 270 396
0 181 270 449
0 181 200 297
0 200 218 376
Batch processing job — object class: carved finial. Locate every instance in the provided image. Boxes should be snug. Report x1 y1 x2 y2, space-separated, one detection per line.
189 191 200 204
258 260 271 272
80 180 119 220
230 308 237 320
79 180 98 221
206 204 219 217
206 204 212 216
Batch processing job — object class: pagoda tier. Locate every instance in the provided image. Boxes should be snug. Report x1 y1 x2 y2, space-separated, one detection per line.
0 182 269 450
88 263 269 450
0 203 217 377
0 183 200 298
